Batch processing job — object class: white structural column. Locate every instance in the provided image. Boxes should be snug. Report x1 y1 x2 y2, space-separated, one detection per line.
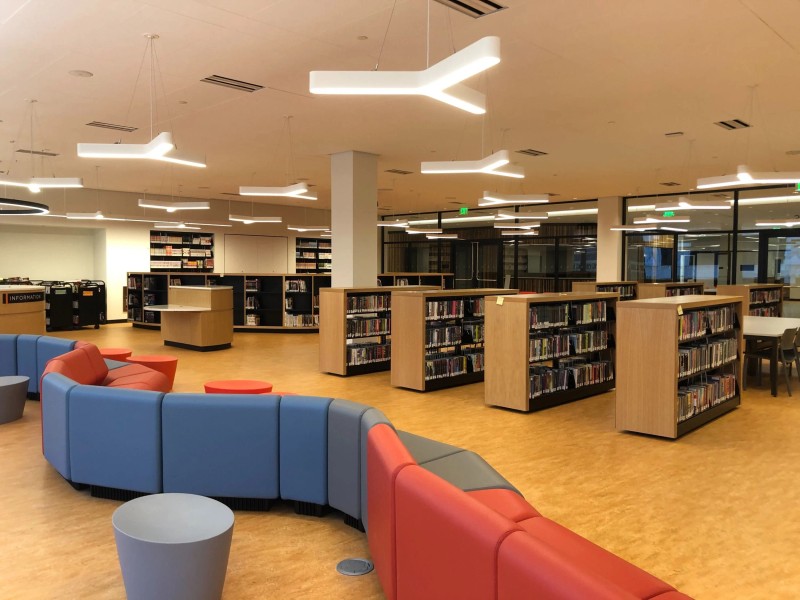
596 196 623 281
331 151 378 287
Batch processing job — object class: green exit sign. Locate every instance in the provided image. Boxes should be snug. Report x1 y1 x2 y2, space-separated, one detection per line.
459 207 468 215
796 182 800 192
662 210 675 217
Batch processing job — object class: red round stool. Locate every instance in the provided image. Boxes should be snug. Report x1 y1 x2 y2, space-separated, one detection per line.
126 355 179 389
204 379 273 394
99 347 133 361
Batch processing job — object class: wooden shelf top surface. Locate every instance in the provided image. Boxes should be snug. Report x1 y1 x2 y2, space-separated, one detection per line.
392 288 514 298
322 285 439 294
495 291 619 304
617 294 743 310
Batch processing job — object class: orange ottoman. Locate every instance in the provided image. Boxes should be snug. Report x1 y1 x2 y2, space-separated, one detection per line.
126 355 179 389
99 347 133 361
204 379 273 394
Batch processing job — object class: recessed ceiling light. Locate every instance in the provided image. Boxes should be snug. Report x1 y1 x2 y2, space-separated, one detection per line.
69 70 94 78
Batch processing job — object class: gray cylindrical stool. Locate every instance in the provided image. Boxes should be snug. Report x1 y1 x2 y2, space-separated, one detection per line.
112 493 234 600
0 376 29 424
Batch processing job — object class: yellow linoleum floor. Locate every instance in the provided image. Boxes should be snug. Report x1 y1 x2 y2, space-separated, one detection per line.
1 324 799 599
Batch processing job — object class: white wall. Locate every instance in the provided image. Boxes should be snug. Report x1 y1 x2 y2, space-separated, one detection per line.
0 224 98 280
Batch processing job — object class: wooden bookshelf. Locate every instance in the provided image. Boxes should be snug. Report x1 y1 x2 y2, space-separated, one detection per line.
378 272 454 289
572 281 637 301
295 237 332 273
390 288 514 392
485 292 618 412
637 282 704 299
149 230 214 272
319 285 439 376
716 284 783 316
616 295 743 439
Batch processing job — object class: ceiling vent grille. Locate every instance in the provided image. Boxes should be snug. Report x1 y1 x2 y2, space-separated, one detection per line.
659 181 680 187
516 148 548 157
433 0 507 18
16 148 58 157
201 75 264 93
385 168 413 175
714 119 750 130
86 121 138 133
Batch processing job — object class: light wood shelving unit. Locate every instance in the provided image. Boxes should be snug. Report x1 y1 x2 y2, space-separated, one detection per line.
572 281 638 300
318 285 439 376
485 292 618 412
378 272 454 288
616 294 743 439
390 288 513 391
637 282 704 299
716 283 783 316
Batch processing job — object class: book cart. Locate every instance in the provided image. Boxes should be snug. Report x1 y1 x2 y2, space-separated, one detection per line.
716 283 783 316
390 288 513 391
485 292 618 412
318 285 439 376
615 295 743 439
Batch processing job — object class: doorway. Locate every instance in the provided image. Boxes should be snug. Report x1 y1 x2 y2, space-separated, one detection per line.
452 241 502 289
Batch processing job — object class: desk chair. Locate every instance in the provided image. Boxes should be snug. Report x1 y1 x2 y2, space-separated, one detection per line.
744 327 800 396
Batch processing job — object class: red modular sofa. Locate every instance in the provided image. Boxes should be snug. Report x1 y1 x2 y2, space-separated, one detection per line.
367 423 692 600
42 342 170 392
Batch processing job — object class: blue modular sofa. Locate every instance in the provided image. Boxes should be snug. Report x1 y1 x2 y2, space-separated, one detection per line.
0 333 78 396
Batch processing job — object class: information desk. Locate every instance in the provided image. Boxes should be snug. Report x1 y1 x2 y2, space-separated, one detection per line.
145 286 233 351
743 315 800 396
0 285 45 335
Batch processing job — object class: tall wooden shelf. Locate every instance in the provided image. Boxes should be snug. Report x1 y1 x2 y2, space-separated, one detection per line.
616 295 743 439
485 292 618 412
390 288 513 391
637 282 704 299
717 283 783 316
319 285 439 376
378 272 454 289
127 272 330 332
572 281 637 301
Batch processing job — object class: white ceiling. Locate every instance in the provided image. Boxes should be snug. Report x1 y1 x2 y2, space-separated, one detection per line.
3 0 800 217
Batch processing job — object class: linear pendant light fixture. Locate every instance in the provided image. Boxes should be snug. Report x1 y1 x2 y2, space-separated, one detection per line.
633 215 690 225
422 150 524 178
229 215 283 224
310 36 501 115
287 224 329 232
67 211 105 220
495 209 548 220
697 164 800 189
479 191 548 206
654 197 731 211
377 218 410 228
238 182 317 200
138 198 210 212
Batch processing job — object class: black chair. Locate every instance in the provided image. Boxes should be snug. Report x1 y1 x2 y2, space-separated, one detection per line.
744 327 800 396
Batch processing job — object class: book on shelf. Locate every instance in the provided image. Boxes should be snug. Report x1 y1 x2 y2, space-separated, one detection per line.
347 342 391 366
426 299 465 320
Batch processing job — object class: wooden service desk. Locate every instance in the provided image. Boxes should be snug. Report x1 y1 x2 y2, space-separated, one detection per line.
145 286 233 351
0 285 46 335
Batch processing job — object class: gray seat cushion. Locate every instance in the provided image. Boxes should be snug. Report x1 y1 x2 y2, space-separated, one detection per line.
420 450 520 495
398 430 463 464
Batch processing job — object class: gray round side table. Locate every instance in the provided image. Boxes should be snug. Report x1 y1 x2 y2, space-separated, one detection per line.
112 493 235 600
0 375 28 424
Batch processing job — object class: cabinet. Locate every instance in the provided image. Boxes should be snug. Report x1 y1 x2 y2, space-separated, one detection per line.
295 237 332 273
390 288 513 391
637 282 704 299
127 272 330 331
378 272 454 288
319 285 439 376
716 284 783 316
485 292 618 411
616 295 743 439
149 230 214 272
572 281 637 301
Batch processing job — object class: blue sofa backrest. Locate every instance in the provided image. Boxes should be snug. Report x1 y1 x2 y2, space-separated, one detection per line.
0 334 77 394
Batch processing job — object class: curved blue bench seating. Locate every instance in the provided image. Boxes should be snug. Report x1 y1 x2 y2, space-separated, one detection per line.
0 333 77 396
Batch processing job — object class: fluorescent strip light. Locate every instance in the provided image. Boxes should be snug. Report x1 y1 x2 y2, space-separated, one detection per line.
426 233 459 239
548 208 598 217
756 220 800 227
77 131 174 159
239 182 317 200
408 215 496 226
154 152 207 169
660 226 689 232
287 224 329 232
154 221 201 230
609 225 656 231
30 177 83 189
501 230 539 236
654 198 731 211
495 209 548 220
422 150 524 178
310 36 500 114
480 192 549 206
494 223 540 230
138 199 210 212
407 227 443 234
229 214 283 224
67 211 105 220
697 164 800 189
377 219 410 228
633 215 691 224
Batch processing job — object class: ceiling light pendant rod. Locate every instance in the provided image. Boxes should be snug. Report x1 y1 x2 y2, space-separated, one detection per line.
29 100 36 178
426 0 431 69
147 34 159 140
375 0 399 71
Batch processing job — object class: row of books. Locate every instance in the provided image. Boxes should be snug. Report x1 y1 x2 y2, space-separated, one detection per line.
597 284 636 300
468 297 485 317
347 343 391 366
284 313 318 327
677 305 736 341
565 328 608 355
246 297 260 309
665 285 703 297
285 280 309 292
150 234 184 244
572 301 607 325
296 262 317 270
347 317 390 338
245 279 260 291
426 325 462 349
530 304 570 330
462 323 485 344
529 333 570 361
749 289 781 305
677 374 737 423
751 305 780 317
529 359 613 399
296 251 316 259
347 294 391 314
426 299 464 320
678 338 738 378
424 352 484 381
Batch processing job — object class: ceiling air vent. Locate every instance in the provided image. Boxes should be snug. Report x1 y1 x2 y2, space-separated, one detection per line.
433 0 507 18
516 148 548 157
714 119 750 130
16 148 58 157
201 75 264 93
659 181 680 187
385 168 413 175
86 121 138 133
